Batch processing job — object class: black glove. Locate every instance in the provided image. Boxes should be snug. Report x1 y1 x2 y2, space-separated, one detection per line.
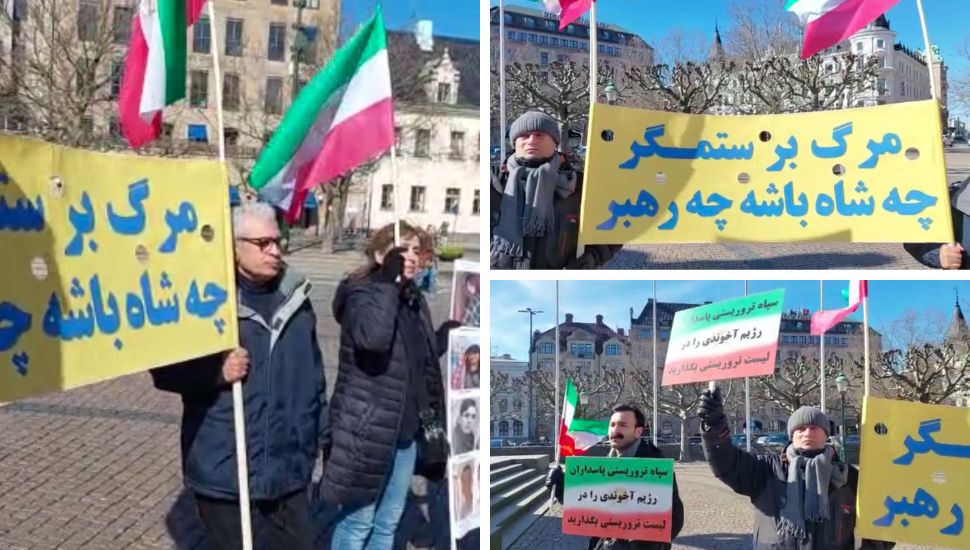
697 387 727 431
378 247 407 284
436 320 462 354
545 463 565 503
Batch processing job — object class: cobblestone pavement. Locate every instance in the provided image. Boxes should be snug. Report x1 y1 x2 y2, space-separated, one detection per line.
509 463 944 550
604 146 970 270
0 245 477 549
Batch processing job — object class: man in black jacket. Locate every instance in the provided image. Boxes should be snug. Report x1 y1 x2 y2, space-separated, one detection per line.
150 202 327 550
698 388 894 549
545 404 685 550
904 177 970 269
491 111 621 269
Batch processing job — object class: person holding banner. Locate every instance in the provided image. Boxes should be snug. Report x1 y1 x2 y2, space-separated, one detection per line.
490 111 621 270
321 221 460 550
150 202 326 550
698 388 895 549
904 177 970 270
545 404 685 550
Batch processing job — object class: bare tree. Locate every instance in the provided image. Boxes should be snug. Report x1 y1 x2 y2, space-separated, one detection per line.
724 0 800 60
0 0 119 147
864 339 970 404
527 366 631 428
758 354 841 414
735 54 879 114
625 60 738 114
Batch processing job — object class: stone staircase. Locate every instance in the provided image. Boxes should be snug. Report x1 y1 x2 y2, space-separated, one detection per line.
489 455 552 550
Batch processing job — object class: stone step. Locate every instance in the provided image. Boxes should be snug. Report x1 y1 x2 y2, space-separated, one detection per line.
490 472 547 512
490 467 539 494
489 482 554 550
490 463 525 479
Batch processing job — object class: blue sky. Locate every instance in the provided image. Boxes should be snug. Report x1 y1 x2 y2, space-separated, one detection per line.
342 0 479 39
491 0 969 117
490 280 970 360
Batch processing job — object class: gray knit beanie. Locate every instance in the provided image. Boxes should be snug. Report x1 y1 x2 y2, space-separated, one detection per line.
787 406 830 438
509 111 560 145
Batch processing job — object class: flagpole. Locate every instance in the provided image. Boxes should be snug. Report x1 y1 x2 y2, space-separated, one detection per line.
207 2 253 549
575 1 598 260
744 281 751 452
554 281 561 463
392 145 401 245
863 287 870 397
914 0 938 101
652 280 657 447
819 280 825 413
499 0 507 164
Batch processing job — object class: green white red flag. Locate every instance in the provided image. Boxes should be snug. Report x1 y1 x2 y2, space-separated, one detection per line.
786 0 901 59
249 7 394 222
661 289 785 386
119 0 207 148
811 280 867 335
559 379 609 456
523 0 594 31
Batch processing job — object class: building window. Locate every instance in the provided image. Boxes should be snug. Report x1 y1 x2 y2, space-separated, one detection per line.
222 73 240 111
295 26 318 64
524 17 535 28
539 342 554 354
187 124 208 143
473 190 480 215
190 70 209 107
876 38 885 49
540 52 549 65
518 32 526 41
503 13 512 24
380 184 393 210
224 127 239 146
660 329 670 341
264 77 283 114
855 42 864 53
268 23 286 61
437 82 452 103
544 20 556 31
193 17 211 53
571 40 578 48
80 116 94 134
414 129 431 157
271 0 287 4
540 36 548 45
570 343 593 357
507 30 515 40
450 131 464 158
108 117 122 139
110 61 123 99
394 126 403 153
226 18 244 57
529 34 537 43
444 188 460 214
513 421 523 436
551 37 559 47
410 186 426 212
606 343 621 356
499 421 509 436
161 123 173 139
305 0 320 7
78 1 98 42
113 6 133 45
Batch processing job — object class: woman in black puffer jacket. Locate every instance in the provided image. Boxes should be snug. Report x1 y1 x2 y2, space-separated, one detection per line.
321 221 457 550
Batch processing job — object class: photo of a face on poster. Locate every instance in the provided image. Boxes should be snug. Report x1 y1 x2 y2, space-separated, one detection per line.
451 457 479 528
450 260 480 328
448 329 480 391
450 397 479 455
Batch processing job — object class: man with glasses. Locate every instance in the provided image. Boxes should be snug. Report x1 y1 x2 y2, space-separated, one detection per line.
150 201 327 549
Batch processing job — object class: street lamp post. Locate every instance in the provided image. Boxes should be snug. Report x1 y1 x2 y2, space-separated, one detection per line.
835 372 849 444
291 0 307 100
604 80 618 105
519 308 542 441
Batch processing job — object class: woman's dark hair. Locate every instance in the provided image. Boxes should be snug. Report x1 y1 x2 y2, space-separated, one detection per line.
459 399 477 415
464 344 480 357
348 220 418 280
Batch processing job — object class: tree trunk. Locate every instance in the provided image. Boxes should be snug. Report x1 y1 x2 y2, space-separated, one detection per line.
679 417 689 462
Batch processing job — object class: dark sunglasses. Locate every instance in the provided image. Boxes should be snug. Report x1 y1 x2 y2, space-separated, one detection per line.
237 236 283 251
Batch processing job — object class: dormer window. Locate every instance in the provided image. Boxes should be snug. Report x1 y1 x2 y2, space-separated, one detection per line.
437 82 452 103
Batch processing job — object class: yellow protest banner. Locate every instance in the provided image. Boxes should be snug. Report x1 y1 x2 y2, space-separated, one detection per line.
857 396 970 547
0 134 238 403
579 99 952 245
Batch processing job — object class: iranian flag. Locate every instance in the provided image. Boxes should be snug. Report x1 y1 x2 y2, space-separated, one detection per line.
811 280 868 335
786 0 900 59
249 7 394 222
524 0 593 31
118 0 207 148
558 379 609 457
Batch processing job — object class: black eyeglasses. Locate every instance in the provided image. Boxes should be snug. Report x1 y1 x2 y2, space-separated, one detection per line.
237 236 283 251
